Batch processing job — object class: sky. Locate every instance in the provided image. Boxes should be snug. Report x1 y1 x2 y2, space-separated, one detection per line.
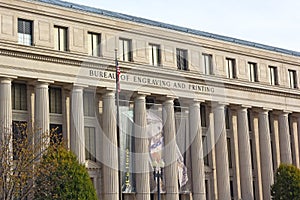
65 0 300 52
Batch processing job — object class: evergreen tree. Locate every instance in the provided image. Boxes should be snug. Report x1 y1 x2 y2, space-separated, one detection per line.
35 145 97 200
271 164 300 200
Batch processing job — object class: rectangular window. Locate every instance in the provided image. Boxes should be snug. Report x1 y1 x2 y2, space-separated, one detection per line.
288 69 297 88
230 180 234 200
49 87 62 114
54 26 68 51
12 83 27 111
88 32 101 57
18 19 33 46
205 180 209 200
83 92 95 117
200 104 207 127
225 107 230 130
269 66 278 85
249 62 258 82
149 44 161 66
226 58 236 79
203 54 213 75
248 110 252 131
250 139 254 169
13 121 27 160
85 127 96 161
202 136 209 166
50 124 63 145
119 38 132 61
176 48 188 70
227 138 233 168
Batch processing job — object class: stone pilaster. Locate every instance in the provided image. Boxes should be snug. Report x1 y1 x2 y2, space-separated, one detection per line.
35 81 50 147
189 100 206 200
134 94 150 200
290 116 299 168
163 97 179 200
70 85 85 163
102 91 119 200
258 109 273 200
213 103 231 200
278 112 292 164
0 78 12 140
237 107 254 199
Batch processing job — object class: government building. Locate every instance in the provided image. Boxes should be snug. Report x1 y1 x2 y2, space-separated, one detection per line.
1 0 300 200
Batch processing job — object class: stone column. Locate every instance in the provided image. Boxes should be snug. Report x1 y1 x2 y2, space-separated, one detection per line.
35 82 50 147
189 100 206 200
70 85 85 163
213 103 231 200
258 109 273 200
278 112 292 164
0 78 12 141
163 97 179 200
237 106 254 199
134 94 150 200
102 91 119 200
291 116 299 168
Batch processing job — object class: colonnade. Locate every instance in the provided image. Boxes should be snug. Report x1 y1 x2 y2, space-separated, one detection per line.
0 78 300 200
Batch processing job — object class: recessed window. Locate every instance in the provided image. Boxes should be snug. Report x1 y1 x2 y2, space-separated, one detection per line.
50 124 63 145
227 138 233 168
83 92 95 117
85 126 96 161
269 66 278 85
54 26 68 51
202 136 209 166
13 121 27 160
49 87 62 114
119 38 132 62
226 58 236 79
288 69 297 89
176 48 188 70
225 106 230 130
248 62 258 82
149 44 161 66
203 54 213 75
200 104 207 127
12 83 27 111
88 32 101 57
18 19 33 46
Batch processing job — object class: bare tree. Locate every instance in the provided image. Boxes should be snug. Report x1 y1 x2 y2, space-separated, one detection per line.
0 122 60 200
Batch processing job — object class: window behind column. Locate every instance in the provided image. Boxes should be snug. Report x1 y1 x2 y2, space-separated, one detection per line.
54 26 68 51
176 48 188 70
202 136 209 166
288 69 297 88
49 87 62 114
88 32 101 57
50 124 63 145
85 126 96 161
83 91 95 117
200 104 207 127
12 83 27 111
149 44 161 66
202 54 213 75
12 121 27 160
18 19 33 46
119 38 132 62
227 138 233 168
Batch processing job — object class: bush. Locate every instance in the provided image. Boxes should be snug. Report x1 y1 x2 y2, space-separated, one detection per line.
271 164 300 200
35 145 97 200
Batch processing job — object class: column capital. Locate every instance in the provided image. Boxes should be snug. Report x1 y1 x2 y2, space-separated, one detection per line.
0 77 14 84
273 110 292 116
253 107 272 114
133 91 150 100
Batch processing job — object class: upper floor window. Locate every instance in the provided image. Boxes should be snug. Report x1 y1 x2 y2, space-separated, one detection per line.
200 104 207 127
149 44 161 66
49 87 62 114
269 66 278 85
288 69 297 89
12 83 27 111
203 54 213 75
88 32 101 57
176 48 188 70
226 58 236 79
225 106 230 130
18 19 33 46
248 62 258 82
54 26 68 51
119 38 132 62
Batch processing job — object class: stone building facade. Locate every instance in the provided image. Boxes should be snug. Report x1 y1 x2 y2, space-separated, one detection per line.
0 0 300 199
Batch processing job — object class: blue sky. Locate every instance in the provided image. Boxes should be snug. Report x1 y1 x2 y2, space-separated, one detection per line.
65 0 300 52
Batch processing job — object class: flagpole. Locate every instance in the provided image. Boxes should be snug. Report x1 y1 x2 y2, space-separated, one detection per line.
115 49 122 200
